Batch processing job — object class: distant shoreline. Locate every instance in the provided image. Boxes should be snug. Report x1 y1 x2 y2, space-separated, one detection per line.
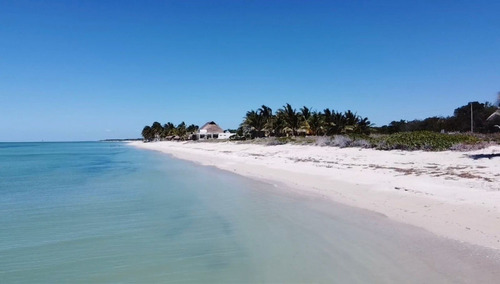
100 138 142 142
130 140 500 250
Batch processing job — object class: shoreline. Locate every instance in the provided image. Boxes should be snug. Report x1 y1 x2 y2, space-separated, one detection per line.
129 140 500 250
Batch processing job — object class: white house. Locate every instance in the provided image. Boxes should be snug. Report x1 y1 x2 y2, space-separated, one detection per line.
217 131 236 139
194 121 235 140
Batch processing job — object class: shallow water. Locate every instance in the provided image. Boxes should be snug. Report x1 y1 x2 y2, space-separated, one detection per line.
1 142 499 283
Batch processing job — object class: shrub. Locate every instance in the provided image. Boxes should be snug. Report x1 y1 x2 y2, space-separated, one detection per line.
332 135 352 148
375 131 480 151
260 131 489 151
449 142 495 151
314 136 333 146
312 135 372 148
350 138 372 148
265 137 296 146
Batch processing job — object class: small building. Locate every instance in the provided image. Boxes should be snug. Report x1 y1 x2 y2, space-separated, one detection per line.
487 108 500 123
193 121 235 140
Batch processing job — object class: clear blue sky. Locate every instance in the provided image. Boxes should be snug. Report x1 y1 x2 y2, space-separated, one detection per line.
1 0 499 141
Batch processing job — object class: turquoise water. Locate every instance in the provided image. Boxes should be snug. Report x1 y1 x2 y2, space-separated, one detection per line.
1 142 499 283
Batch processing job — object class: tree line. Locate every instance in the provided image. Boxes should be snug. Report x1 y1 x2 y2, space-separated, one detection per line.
142 121 199 142
377 101 498 134
140 103 372 141
141 100 499 141
239 103 371 138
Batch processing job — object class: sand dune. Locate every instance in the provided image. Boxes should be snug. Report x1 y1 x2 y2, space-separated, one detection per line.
130 141 500 250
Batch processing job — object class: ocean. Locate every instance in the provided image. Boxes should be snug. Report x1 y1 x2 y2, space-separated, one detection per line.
1 142 498 283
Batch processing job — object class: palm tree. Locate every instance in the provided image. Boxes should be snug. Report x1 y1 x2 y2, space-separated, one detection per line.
354 116 372 134
272 112 287 137
332 111 348 134
176 122 187 138
308 111 324 135
300 106 312 135
322 108 336 135
300 106 312 120
151 121 163 141
162 122 176 138
186 124 199 134
259 105 273 118
141 126 154 142
280 103 301 136
343 110 359 133
242 110 266 138
258 105 274 136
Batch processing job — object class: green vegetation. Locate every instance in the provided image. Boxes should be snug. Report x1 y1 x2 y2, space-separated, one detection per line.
374 131 480 151
233 101 499 151
240 104 371 138
377 101 498 134
141 121 199 142
141 99 500 151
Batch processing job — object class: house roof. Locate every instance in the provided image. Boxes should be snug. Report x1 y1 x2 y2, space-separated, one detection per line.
487 109 500 122
199 121 224 133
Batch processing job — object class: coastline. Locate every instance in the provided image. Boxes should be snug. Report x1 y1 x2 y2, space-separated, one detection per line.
129 140 500 250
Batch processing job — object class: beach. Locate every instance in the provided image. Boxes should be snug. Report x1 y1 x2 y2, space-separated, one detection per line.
130 140 500 250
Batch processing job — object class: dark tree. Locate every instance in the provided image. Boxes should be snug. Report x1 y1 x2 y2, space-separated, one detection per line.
308 111 324 135
186 124 199 134
176 122 187 138
280 103 302 136
141 126 154 142
453 102 496 133
151 121 163 140
241 110 266 138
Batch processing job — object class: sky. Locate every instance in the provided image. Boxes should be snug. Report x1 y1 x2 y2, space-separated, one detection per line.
1 0 499 141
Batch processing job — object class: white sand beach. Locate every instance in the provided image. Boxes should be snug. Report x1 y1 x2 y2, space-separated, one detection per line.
130 141 500 250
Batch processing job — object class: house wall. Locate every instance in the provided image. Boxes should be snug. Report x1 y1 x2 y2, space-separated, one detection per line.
217 133 235 139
